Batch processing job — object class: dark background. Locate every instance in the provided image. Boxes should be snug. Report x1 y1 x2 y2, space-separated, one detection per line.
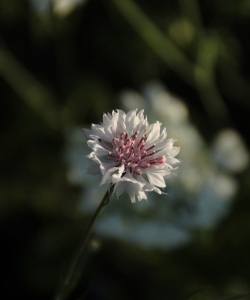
1 0 250 299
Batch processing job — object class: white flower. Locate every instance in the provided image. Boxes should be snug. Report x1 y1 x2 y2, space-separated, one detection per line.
84 109 181 203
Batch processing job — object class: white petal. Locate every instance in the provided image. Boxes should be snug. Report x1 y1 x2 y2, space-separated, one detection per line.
137 190 147 201
146 166 170 175
86 152 102 173
137 175 163 195
100 165 122 185
112 171 147 202
147 171 166 188
86 152 113 178
91 124 113 141
102 113 112 126
155 142 179 157
154 138 176 151
86 151 101 164
146 121 161 143
87 140 109 156
125 109 137 136
127 187 136 203
116 110 126 133
110 113 119 136
114 182 126 197
165 156 181 167
169 146 180 157
137 109 145 121
83 128 93 138
159 127 167 140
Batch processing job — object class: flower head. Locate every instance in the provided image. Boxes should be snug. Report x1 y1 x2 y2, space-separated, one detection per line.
84 109 181 202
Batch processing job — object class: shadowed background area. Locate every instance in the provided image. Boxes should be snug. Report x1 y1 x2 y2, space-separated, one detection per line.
1 0 250 299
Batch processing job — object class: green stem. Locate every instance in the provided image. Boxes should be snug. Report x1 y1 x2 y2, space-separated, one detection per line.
53 185 114 300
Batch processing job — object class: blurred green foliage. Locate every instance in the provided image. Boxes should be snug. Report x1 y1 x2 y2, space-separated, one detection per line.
1 0 250 299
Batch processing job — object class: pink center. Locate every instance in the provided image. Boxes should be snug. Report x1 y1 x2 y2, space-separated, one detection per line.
108 131 164 175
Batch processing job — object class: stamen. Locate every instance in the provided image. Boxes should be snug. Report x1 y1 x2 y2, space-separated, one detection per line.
140 164 150 169
134 169 141 175
137 135 145 147
109 131 164 175
140 144 145 151
146 151 155 157
155 156 164 161
146 144 155 151
131 131 138 140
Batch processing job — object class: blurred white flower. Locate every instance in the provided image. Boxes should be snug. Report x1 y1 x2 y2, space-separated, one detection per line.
212 129 249 173
29 0 88 16
30 0 51 11
84 109 181 203
53 0 88 17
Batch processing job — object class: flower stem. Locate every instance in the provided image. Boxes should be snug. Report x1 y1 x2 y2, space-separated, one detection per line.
53 185 114 300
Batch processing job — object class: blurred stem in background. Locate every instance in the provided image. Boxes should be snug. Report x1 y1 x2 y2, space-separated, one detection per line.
0 42 61 130
195 33 230 122
1 0 249 129
178 0 203 30
110 0 196 85
178 0 230 122
0 0 242 128
110 0 230 124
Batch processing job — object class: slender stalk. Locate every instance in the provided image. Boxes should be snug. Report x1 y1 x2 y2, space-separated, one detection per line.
53 185 114 300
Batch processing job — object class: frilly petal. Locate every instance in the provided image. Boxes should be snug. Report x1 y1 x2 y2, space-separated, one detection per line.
146 171 166 188
87 140 109 156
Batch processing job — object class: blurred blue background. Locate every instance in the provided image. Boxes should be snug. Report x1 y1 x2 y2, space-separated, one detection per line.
1 0 250 299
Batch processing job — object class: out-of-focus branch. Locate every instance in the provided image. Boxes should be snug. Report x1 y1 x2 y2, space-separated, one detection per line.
179 0 203 30
0 46 61 130
195 34 230 122
110 0 230 123
110 0 198 86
